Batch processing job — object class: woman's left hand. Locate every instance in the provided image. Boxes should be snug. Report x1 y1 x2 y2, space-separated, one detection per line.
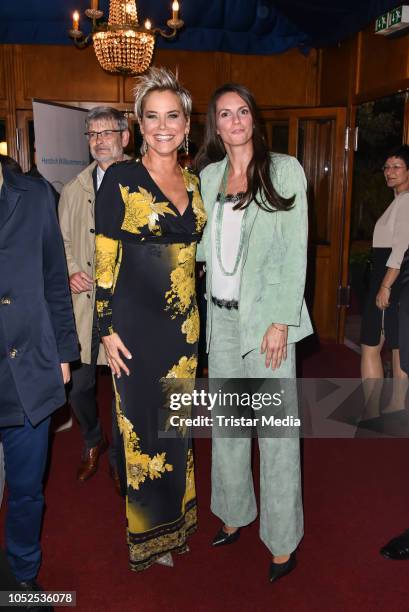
376 286 390 310
261 324 288 370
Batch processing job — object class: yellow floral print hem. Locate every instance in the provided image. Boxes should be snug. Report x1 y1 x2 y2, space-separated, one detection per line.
182 449 196 510
113 382 173 491
120 184 176 235
128 504 197 571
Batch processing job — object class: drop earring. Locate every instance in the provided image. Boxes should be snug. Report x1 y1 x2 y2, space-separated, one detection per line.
140 138 147 155
184 134 189 156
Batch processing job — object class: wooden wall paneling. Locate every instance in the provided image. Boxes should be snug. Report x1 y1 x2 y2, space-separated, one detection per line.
356 25 409 102
15 110 33 173
14 45 121 109
5 113 18 163
123 50 231 112
230 49 318 107
320 38 358 106
315 49 323 107
319 26 409 107
403 92 409 144
0 45 9 111
2 46 17 160
13 45 25 110
5 44 320 114
306 49 320 106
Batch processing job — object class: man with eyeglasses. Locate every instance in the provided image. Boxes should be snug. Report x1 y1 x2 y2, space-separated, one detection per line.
59 107 130 487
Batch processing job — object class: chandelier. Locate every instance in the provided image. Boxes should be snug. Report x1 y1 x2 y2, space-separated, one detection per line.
69 0 184 75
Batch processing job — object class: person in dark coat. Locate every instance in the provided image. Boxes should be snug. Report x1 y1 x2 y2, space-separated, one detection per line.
379 247 409 560
0 155 21 508
0 161 79 596
377 244 409 561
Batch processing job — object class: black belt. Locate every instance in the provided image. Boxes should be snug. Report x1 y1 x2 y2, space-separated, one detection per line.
211 296 238 310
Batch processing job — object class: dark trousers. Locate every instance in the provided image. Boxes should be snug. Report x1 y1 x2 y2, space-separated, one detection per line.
69 310 119 463
0 547 23 612
69 311 103 450
0 416 50 582
0 546 21 589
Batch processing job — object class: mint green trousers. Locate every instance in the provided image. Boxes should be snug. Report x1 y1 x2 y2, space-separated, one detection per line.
208 307 304 556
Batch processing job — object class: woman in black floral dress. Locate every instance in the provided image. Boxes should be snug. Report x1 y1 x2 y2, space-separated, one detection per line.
95 68 206 571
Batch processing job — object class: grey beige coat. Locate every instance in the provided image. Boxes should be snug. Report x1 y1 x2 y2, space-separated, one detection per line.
59 161 104 364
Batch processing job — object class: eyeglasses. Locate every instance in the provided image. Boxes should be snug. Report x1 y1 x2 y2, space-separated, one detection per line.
84 129 123 141
382 164 407 171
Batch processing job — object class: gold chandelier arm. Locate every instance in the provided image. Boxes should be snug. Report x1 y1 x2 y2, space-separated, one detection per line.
153 18 184 39
69 31 95 48
152 27 177 39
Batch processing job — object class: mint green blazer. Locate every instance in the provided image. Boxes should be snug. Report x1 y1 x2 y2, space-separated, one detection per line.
197 154 314 356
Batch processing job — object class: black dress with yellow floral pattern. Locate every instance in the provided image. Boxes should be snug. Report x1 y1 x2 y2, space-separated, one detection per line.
95 160 206 571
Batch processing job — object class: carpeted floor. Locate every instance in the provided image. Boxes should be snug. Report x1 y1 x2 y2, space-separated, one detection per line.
2 343 409 611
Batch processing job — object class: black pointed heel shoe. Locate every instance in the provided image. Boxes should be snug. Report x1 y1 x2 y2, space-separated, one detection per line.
269 551 296 583
380 529 409 560
212 527 241 547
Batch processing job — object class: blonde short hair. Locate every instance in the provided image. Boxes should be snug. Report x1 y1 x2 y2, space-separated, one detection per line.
134 67 192 120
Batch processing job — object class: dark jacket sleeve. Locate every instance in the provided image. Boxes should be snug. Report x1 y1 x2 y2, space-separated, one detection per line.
399 248 409 375
42 180 79 362
95 165 124 337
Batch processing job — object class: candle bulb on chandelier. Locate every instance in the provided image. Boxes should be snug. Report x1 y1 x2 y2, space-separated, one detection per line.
144 19 152 30
172 1 179 21
72 11 80 31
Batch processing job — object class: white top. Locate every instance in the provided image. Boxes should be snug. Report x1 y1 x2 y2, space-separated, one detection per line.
373 191 409 269
96 165 105 191
211 194 246 301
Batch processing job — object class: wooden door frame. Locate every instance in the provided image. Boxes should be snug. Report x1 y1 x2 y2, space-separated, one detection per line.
262 107 349 341
338 106 357 342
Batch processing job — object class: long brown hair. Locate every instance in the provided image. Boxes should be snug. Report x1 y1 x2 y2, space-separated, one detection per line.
195 83 295 212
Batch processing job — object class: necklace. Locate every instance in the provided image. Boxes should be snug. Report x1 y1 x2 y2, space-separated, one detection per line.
215 163 249 277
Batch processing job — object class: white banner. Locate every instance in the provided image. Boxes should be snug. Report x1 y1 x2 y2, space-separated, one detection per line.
33 100 89 193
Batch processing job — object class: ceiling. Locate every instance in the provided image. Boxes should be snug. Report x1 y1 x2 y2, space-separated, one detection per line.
0 1 403 54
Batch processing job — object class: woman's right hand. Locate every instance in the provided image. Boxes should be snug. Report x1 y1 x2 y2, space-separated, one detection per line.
102 333 132 378
376 286 391 310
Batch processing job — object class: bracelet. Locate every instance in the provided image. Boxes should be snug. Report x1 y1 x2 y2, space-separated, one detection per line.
381 285 391 291
272 324 286 332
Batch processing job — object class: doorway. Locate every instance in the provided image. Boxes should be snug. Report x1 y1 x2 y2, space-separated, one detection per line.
344 93 406 353
262 107 348 341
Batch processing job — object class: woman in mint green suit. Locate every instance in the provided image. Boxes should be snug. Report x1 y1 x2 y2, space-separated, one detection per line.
196 83 313 583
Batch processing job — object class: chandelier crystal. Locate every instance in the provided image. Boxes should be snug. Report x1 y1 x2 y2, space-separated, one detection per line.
69 0 184 76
